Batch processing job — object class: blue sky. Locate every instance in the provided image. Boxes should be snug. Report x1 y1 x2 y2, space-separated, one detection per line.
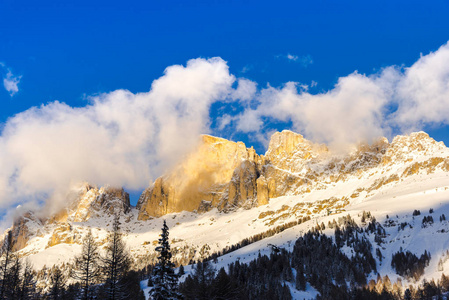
1 0 449 208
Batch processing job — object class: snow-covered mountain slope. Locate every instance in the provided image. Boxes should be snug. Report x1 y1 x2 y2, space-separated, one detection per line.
3 130 449 294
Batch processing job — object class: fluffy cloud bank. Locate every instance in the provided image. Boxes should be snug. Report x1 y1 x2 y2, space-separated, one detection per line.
0 57 235 216
2 42 449 223
226 42 449 150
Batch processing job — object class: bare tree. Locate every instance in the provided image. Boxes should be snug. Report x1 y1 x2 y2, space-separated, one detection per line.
71 230 100 300
102 214 131 300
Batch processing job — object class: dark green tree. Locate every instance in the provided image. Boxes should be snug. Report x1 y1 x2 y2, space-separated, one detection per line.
149 220 180 300
193 260 216 300
211 267 239 300
6 256 22 299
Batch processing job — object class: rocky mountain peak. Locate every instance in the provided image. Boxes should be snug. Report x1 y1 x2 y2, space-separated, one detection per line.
7 211 43 251
381 132 446 165
50 183 130 224
137 134 263 220
265 130 328 173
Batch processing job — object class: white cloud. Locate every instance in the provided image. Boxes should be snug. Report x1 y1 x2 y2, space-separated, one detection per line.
217 114 234 131
392 42 449 131
3 41 449 224
0 57 235 216
1 64 21 96
299 73 390 150
233 75 390 151
231 78 257 102
241 65 252 74
230 42 449 151
284 54 313 67
287 54 299 61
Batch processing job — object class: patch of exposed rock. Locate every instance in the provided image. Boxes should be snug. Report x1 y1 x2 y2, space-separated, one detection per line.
137 131 449 219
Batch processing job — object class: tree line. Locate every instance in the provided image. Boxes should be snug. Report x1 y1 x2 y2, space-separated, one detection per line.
2 208 449 299
0 214 145 300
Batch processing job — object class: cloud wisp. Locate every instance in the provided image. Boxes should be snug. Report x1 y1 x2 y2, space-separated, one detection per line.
282 53 314 67
0 63 21 96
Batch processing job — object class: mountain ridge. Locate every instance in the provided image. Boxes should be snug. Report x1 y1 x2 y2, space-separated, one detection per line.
2 130 449 280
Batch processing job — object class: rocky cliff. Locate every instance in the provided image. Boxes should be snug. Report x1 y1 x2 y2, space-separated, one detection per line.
136 130 449 219
8 183 131 251
5 130 449 254
136 135 264 219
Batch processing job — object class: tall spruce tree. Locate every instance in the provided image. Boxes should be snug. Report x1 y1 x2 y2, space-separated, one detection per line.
102 214 131 300
0 231 15 299
71 230 100 300
149 220 180 300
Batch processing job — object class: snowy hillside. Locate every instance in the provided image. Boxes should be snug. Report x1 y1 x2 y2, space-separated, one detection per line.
2 130 449 298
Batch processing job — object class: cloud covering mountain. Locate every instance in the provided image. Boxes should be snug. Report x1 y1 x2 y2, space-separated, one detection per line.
1 42 449 225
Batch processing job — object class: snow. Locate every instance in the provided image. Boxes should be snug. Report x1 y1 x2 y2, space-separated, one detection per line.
8 132 449 297
28 243 82 270
140 279 151 299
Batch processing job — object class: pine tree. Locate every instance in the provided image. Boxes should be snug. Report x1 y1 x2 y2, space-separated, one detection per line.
177 265 185 276
295 264 306 291
149 220 180 300
0 231 15 299
49 267 66 300
6 255 22 299
18 260 36 300
71 230 101 300
281 283 292 300
192 260 215 300
211 268 239 300
102 214 131 300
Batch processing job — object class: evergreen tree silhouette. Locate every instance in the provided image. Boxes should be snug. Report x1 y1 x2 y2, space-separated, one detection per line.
71 230 101 300
102 214 131 300
149 220 180 300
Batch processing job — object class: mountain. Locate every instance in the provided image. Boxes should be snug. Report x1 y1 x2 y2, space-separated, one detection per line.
2 130 449 298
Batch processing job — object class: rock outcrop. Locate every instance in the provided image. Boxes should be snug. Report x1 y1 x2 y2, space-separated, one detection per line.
3 129 449 260
136 135 264 219
6 183 131 252
137 130 449 219
136 131 330 219
9 212 43 251
51 183 131 223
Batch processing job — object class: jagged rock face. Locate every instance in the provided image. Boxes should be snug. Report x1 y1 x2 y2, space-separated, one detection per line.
8 130 448 251
51 183 130 223
8 184 131 252
3 129 449 269
264 130 328 173
137 130 449 219
46 223 76 248
9 212 43 252
383 132 446 164
137 135 263 219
